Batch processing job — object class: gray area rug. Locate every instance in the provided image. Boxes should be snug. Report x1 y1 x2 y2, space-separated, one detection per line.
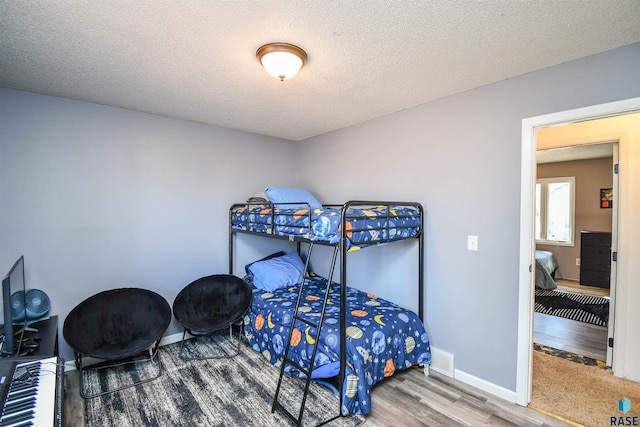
84 332 363 426
534 289 609 326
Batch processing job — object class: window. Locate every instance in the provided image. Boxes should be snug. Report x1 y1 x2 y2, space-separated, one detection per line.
535 176 575 246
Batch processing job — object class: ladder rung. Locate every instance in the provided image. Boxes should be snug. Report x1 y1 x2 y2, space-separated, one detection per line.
272 242 340 427
284 358 310 377
293 315 319 329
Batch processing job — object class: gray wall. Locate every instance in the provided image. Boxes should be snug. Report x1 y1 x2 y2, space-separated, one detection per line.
0 89 296 360
1 42 639 392
297 42 640 391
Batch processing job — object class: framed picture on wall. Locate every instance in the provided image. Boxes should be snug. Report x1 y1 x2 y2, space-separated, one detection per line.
600 188 613 208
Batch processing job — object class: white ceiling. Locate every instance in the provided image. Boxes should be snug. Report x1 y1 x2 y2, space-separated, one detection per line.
1 1 640 141
537 143 613 164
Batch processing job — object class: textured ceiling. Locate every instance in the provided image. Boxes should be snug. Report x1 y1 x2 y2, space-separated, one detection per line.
537 144 613 164
1 1 640 141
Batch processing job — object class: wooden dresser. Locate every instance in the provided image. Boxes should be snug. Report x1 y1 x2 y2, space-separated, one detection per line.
580 231 612 288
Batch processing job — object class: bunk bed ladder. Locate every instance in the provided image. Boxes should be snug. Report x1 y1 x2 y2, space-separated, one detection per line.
272 242 340 427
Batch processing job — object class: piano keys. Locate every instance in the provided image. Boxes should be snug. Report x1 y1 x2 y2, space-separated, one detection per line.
0 357 64 427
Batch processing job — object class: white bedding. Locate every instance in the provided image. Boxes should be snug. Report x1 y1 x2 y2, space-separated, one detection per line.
535 250 558 290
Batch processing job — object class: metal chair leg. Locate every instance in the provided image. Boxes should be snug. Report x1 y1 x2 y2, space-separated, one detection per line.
78 343 164 399
178 324 244 361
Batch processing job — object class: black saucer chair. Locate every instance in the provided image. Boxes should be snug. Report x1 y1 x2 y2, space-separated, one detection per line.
63 287 171 398
172 274 252 360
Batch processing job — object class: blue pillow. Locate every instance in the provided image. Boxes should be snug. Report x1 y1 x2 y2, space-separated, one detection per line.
249 252 306 291
265 186 322 209
244 251 286 275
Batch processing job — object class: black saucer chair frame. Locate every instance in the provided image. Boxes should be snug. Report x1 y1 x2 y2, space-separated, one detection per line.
63 287 172 399
172 274 252 361
72 338 164 399
177 323 243 361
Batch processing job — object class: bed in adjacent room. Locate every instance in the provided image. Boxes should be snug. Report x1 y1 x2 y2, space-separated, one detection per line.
535 250 558 290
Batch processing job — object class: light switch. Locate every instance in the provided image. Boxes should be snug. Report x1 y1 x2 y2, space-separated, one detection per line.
468 235 478 251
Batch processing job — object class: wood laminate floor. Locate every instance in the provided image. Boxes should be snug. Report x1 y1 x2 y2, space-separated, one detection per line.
533 312 607 360
533 279 609 361
362 368 570 427
554 279 610 297
64 366 570 427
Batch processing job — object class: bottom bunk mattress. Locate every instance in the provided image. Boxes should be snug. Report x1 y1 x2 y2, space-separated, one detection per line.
243 277 431 415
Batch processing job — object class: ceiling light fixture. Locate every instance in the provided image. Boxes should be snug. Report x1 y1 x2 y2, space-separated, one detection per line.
256 42 308 81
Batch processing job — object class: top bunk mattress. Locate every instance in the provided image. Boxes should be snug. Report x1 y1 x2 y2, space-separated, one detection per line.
230 202 422 251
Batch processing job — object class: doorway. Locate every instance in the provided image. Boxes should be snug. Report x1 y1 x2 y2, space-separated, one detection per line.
515 98 640 407
533 142 615 364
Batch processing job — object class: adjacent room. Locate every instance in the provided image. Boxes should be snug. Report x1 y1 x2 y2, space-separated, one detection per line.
526 114 640 426
533 144 614 361
1 2 640 426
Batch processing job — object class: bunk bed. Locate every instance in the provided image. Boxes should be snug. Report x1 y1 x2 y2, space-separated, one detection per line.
228 196 431 425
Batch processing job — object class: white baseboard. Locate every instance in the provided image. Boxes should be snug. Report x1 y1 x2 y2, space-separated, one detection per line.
454 369 516 403
429 346 515 403
159 331 190 346
64 331 188 372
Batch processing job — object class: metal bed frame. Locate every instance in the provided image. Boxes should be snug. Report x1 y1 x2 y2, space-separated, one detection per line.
228 200 424 426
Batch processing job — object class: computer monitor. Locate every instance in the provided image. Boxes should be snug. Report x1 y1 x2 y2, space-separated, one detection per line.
1 256 26 356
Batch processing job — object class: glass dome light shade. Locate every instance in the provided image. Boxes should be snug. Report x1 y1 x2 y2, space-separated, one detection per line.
257 43 307 81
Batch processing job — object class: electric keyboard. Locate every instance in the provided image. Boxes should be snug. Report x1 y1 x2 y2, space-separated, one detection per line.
0 357 64 427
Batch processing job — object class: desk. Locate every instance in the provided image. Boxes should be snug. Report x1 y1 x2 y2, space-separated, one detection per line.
25 316 59 357
1 316 59 358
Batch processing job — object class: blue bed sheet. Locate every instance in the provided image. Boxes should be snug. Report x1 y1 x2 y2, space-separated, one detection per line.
231 205 421 251
243 276 431 415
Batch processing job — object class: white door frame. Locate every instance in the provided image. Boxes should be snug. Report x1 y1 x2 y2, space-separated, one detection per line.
515 97 640 406
607 142 619 366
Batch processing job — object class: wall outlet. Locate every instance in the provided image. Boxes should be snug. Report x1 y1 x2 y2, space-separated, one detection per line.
576 258 580 266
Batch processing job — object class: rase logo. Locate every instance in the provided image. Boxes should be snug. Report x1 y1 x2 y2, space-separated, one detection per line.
611 397 638 426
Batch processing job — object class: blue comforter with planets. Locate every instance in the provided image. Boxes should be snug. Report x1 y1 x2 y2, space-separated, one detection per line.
243 277 431 415
231 205 421 251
